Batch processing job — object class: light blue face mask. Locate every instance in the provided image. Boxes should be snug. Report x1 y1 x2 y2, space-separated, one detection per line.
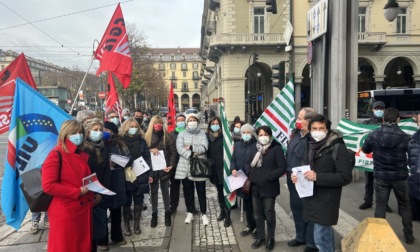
211 125 220 132
89 130 103 142
233 127 240 133
110 117 120 126
128 127 138 135
177 122 186 128
373 110 384 118
69 133 83 146
242 134 252 142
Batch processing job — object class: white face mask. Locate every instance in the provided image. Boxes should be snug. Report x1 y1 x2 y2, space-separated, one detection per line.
188 121 198 129
259 136 270 145
311 131 327 142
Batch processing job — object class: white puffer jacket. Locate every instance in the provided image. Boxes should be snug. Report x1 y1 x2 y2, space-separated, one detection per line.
175 127 209 181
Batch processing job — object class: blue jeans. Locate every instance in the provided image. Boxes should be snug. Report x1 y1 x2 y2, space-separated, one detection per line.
31 212 48 222
314 223 335 252
287 172 315 247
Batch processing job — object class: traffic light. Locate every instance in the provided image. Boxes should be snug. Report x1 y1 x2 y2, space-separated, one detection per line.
252 52 259 64
266 0 277 14
271 61 286 89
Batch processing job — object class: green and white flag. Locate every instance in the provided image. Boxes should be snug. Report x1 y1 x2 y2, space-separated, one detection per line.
254 80 295 149
219 99 236 208
337 118 417 171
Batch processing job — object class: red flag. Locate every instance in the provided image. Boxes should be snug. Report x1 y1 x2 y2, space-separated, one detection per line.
166 82 176 132
0 53 37 134
105 72 122 121
94 3 132 89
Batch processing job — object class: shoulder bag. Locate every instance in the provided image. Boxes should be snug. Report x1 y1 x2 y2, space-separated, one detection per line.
20 150 62 212
242 166 256 195
190 152 214 178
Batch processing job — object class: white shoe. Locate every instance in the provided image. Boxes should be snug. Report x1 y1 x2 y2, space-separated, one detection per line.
30 221 39 234
185 212 193 224
202 214 209 226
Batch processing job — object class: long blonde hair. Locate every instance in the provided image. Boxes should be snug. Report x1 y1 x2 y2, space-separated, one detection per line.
58 119 85 153
144 115 168 147
119 118 145 137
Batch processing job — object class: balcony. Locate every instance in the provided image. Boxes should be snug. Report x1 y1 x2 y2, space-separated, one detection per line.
181 87 190 92
170 76 177 80
209 33 285 47
358 32 386 45
193 76 200 80
181 66 188 71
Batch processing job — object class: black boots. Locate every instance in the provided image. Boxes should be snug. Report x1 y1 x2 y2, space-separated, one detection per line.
224 208 232 227
133 205 142 234
165 211 171 226
150 212 158 228
123 206 132 236
217 207 226 221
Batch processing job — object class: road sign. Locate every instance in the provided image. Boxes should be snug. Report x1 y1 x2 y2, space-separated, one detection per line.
283 20 293 45
307 0 328 42
98 92 105 99
307 42 313 65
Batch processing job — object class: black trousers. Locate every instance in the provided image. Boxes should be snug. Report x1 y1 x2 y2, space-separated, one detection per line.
363 171 374 204
182 178 207 214
252 196 276 240
96 207 124 246
243 197 256 229
170 175 181 210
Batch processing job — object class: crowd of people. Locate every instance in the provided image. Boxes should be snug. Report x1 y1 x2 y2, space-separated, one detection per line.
33 105 419 251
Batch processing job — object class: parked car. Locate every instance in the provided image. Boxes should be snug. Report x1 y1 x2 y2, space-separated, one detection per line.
185 108 201 120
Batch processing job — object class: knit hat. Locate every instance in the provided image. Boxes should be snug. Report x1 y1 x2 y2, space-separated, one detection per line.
241 123 256 137
186 113 199 122
372 101 385 109
104 121 118 134
122 108 130 115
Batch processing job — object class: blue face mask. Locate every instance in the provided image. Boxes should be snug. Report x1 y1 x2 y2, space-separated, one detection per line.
69 133 83 146
102 131 111 141
211 125 220 132
89 130 103 142
233 127 240 133
242 134 252 142
110 117 120 126
128 127 138 135
373 110 384 118
177 121 186 128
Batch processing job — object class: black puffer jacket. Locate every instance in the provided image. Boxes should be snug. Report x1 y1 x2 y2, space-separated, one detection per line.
362 123 410 181
230 138 257 198
408 130 420 200
149 132 177 182
250 141 287 198
207 132 223 185
303 131 353 226
123 134 153 194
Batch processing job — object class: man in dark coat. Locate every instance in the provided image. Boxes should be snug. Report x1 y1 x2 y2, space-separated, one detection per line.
362 108 414 244
286 107 317 252
359 100 392 213
407 113 420 221
292 114 353 252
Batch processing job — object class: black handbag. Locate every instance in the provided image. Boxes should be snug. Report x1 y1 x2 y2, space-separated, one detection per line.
190 154 214 178
20 150 62 212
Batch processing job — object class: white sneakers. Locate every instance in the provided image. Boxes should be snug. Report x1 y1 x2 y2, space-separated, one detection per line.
202 214 209 226
30 221 39 234
185 212 194 224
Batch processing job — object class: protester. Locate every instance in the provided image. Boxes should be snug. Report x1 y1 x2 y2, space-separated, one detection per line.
207 117 231 227
231 123 258 237
120 118 153 235
292 114 353 252
286 107 317 251
142 112 151 132
29 212 48 234
76 109 96 123
408 112 420 221
362 108 414 244
169 114 186 214
204 109 209 124
133 109 144 126
175 113 209 225
249 126 287 251
144 115 177 227
106 110 120 127
359 101 392 213
231 120 245 142
83 118 111 251
42 120 93 252
97 121 128 248
122 108 130 123
230 116 241 132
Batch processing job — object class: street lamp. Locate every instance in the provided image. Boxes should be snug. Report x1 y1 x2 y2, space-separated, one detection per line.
384 0 399 22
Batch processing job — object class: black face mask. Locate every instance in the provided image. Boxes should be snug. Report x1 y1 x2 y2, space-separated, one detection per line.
135 118 143 125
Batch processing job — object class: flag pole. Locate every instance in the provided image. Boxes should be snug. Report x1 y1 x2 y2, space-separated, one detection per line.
69 56 95 113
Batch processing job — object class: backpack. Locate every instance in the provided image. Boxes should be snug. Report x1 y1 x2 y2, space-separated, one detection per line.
332 143 356 168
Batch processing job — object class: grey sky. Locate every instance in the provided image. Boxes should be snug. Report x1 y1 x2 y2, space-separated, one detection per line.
0 0 203 71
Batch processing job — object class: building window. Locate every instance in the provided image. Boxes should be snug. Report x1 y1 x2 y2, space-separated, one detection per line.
193 71 199 79
193 63 198 69
194 82 198 89
170 63 176 70
183 82 188 89
254 8 265 34
183 72 187 77
181 63 187 70
182 54 186 61
171 54 175 61
159 63 165 70
159 54 163 60
396 8 407 34
172 82 177 89
171 72 176 79
358 7 366 32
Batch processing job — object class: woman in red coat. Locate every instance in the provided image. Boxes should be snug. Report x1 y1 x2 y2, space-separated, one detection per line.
42 120 94 252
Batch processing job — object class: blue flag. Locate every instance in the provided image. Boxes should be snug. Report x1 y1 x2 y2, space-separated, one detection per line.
1 78 71 229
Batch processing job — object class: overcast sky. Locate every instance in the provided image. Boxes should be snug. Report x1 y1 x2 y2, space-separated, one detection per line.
0 0 203 71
